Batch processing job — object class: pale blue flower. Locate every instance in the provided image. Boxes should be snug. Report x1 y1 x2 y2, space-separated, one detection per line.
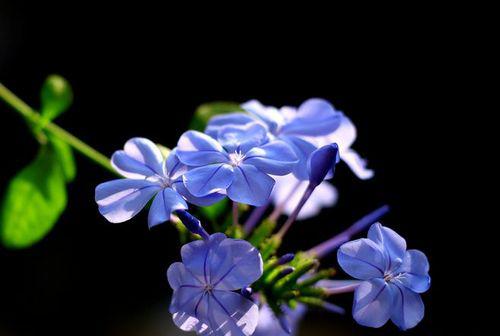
95 138 222 227
304 115 374 180
254 304 306 336
167 233 263 336
176 123 298 206
206 99 343 180
337 223 431 330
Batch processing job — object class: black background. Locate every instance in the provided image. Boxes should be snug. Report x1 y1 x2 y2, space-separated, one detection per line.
0 3 454 335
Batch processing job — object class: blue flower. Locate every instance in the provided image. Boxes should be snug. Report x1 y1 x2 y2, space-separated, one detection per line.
337 223 431 330
95 138 223 227
167 233 263 336
176 123 298 206
205 99 343 180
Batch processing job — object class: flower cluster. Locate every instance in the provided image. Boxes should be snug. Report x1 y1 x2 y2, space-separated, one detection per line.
95 98 430 335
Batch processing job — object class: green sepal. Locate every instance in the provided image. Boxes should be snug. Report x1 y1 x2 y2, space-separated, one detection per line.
248 218 277 247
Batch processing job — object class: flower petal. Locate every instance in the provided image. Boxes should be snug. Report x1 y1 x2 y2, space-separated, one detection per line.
173 179 226 207
167 262 204 290
341 149 374 180
95 179 161 223
210 238 263 290
217 122 269 153
205 112 256 138
227 164 275 206
390 283 425 330
148 188 188 228
177 131 228 166
352 278 395 328
368 223 406 271
281 98 343 136
183 164 234 197
281 136 318 181
242 100 284 134
111 137 164 178
207 290 259 336
180 233 227 283
164 148 188 180
244 140 298 175
337 238 387 279
397 249 431 293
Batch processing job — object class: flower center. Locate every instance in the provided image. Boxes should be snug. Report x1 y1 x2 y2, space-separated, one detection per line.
383 272 394 282
146 174 171 188
204 284 214 293
229 151 245 167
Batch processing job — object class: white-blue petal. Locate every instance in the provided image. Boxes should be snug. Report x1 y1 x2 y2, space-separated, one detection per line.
242 99 284 134
244 140 298 175
390 283 425 330
177 131 229 166
183 164 234 197
216 122 269 154
352 278 395 328
111 137 164 179
281 136 317 181
337 238 387 280
148 188 188 228
172 180 226 207
205 112 256 138
95 179 161 223
207 290 259 336
281 98 343 136
396 249 431 293
227 164 275 206
210 238 263 291
368 223 407 271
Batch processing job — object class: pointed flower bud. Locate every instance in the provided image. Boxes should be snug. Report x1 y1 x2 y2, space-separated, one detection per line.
276 267 295 281
278 253 295 265
278 312 292 334
240 286 253 298
307 143 340 187
174 210 209 240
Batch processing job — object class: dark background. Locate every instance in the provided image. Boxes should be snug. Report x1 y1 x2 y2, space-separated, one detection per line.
0 3 453 335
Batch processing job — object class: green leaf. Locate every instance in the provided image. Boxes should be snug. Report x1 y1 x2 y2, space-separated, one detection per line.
40 75 73 122
200 198 228 222
189 101 243 131
50 136 76 182
1 145 67 249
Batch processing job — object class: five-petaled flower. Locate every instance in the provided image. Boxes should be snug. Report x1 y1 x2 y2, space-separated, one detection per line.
167 233 263 336
176 123 298 206
205 99 343 180
95 138 223 227
337 223 431 330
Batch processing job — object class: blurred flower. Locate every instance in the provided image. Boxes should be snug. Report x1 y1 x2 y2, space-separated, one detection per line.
206 99 343 180
95 138 222 227
167 233 263 336
176 123 298 206
254 304 306 336
337 223 430 330
271 143 340 221
306 116 374 180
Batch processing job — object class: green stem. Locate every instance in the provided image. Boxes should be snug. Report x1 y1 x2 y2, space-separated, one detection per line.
0 82 114 174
